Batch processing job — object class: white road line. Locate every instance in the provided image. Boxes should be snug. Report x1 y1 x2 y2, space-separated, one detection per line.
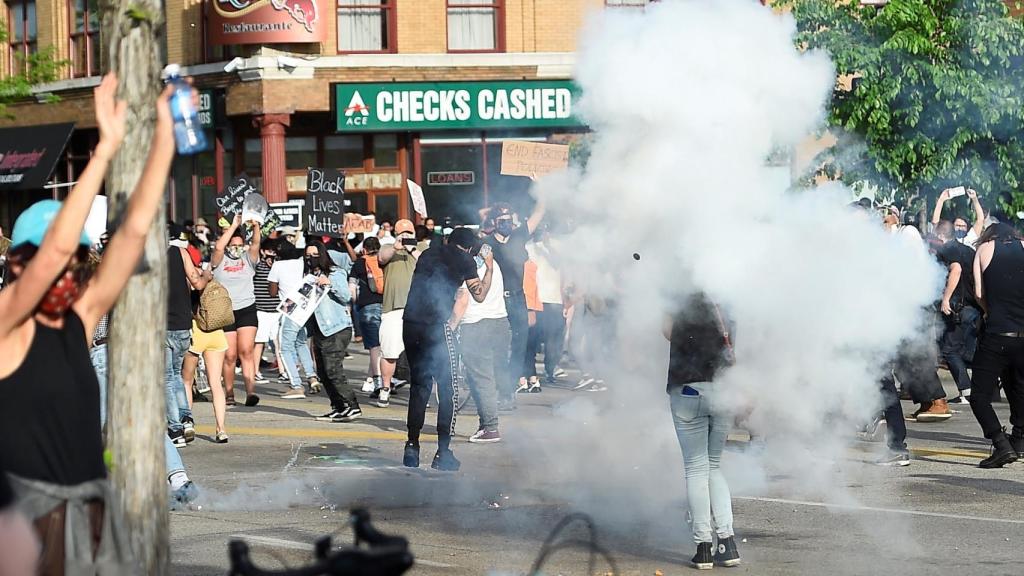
737 496 1024 525
416 559 459 569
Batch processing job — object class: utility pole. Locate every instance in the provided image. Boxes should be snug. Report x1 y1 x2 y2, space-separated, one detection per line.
101 1 170 573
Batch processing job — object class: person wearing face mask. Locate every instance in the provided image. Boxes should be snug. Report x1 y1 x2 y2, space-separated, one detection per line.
482 188 545 410
932 187 985 248
350 237 386 403
0 73 176 575
376 219 420 403
212 214 263 407
253 239 282 385
269 237 321 398
303 241 362 422
401 227 495 471
934 221 982 404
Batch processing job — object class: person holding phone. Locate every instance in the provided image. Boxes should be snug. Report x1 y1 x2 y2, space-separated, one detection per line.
663 293 741 570
932 187 985 247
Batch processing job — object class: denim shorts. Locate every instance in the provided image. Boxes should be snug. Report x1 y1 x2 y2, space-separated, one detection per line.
357 303 383 350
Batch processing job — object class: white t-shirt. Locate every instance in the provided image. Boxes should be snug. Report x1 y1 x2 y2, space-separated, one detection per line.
267 259 305 302
527 241 561 304
959 228 979 248
461 260 507 325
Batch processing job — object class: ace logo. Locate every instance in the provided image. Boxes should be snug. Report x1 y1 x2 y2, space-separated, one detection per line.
343 91 370 126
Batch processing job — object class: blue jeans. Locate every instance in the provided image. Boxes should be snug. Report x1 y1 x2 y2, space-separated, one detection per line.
90 344 184 476
166 330 193 432
280 317 315 388
941 306 981 392
669 382 734 544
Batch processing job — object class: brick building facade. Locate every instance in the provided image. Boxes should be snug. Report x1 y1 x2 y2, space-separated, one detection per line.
0 0 646 228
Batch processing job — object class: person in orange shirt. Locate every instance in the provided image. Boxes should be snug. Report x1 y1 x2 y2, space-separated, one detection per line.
518 258 544 393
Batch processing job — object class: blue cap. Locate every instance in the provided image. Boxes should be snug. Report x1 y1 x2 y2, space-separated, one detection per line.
11 200 92 249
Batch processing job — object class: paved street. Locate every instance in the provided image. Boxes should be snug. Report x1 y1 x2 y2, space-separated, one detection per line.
172 348 1024 575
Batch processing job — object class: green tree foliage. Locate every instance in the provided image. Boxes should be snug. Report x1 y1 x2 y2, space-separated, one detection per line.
784 0 1024 218
0 29 66 116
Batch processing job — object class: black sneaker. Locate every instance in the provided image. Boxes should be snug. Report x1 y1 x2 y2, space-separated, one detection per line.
715 536 741 567
948 395 970 405
182 416 196 443
316 410 344 422
980 430 1018 469
431 449 461 472
1010 427 1024 456
338 406 362 422
244 394 260 407
403 442 420 468
168 428 187 448
692 542 713 570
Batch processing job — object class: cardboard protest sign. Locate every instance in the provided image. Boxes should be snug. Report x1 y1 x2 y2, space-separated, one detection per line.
407 179 427 218
344 213 376 234
499 141 569 178
277 274 329 327
305 168 345 238
270 202 303 230
259 207 282 239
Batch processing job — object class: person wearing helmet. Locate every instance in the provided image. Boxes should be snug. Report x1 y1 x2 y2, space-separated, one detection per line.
0 74 177 575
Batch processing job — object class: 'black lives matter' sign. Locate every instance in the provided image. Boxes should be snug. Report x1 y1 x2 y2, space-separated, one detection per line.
305 168 345 238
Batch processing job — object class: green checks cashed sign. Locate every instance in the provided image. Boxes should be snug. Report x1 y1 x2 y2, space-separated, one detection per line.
334 81 585 132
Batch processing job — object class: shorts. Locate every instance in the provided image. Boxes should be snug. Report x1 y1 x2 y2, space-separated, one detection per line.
224 303 258 333
190 320 228 354
379 309 405 359
357 303 383 350
256 311 281 344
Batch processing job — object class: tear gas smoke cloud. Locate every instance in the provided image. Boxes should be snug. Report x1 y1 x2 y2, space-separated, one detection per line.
523 0 944 514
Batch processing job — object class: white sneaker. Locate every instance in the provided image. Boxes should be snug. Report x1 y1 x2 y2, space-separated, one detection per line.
515 380 530 394
255 372 269 385
392 379 408 390
361 377 376 394
377 388 391 408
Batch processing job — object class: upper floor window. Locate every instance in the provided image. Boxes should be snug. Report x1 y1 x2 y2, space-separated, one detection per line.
69 0 100 77
447 0 502 52
7 0 36 76
337 0 395 53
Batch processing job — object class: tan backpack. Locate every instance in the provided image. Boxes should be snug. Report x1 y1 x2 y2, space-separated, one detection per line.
195 280 234 332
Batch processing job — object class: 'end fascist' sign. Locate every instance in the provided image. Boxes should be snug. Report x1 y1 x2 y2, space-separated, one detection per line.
335 81 585 132
306 168 345 238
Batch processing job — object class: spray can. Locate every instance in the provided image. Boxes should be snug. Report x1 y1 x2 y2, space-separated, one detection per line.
161 64 208 155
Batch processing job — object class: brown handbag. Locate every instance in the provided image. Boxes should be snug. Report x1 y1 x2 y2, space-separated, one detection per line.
195 280 235 332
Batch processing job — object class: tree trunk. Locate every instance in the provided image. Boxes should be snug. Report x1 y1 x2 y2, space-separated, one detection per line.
101 3 169 575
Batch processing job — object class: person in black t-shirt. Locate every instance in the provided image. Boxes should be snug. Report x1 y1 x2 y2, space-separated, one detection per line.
481 190 546 408
934 221 982 402
664 293 741 569
402 228 495 471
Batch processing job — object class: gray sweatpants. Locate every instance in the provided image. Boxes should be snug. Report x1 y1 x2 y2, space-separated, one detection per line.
460 317 511 431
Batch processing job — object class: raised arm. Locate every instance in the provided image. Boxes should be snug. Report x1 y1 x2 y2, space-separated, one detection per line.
464 250 494 304
0 74 126 335
76 85 176 331
968 188 985 237
526 195 546 235
181 247 210 291
247 222 261 264
932 189 949 226
211 214 240 269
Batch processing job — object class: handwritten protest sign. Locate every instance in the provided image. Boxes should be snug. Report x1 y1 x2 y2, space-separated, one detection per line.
216 174 258 220
344 213 376 234
499 141 569 178
305 168 346 238
407 179 427 218
259 207 282 239
270 202 303 230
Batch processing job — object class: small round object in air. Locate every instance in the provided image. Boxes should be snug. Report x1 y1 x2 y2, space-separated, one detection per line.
632 253 641 261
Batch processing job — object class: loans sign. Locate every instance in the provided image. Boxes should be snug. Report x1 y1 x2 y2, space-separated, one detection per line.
335 81 585 132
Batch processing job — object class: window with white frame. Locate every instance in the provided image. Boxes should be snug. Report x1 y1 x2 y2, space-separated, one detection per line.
337 0 394 52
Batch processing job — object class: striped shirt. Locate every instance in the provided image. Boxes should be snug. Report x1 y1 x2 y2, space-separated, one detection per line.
254 261 278 313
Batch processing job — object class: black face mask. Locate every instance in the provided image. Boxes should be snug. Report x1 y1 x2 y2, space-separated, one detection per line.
495 220 514 236
304 256 319 271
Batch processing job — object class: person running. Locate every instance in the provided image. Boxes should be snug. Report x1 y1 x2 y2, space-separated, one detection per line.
402 228 495 471
0 74 174 574
456 244 510 443
482 192 545 409
377 219 419 404
664 293 741 570
968 223 1024 468
212 215 262 406
302 241 362 423
351 237 386 404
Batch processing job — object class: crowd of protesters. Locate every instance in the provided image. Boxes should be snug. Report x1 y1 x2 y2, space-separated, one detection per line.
3 82 1024 575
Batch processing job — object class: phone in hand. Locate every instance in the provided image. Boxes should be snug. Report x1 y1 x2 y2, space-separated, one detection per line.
479 244 492 259
401 237 417 247
948 186 966 199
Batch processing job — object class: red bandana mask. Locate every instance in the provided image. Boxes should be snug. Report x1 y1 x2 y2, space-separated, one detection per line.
38 270 84 318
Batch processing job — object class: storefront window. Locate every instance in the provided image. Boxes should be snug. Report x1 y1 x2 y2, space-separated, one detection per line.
447 0 502 52
324 135 364 169
419 142 484 225
286 136 318 170
373 134 398 168
374 193 399 223
244 139 262 176
347 192 369 215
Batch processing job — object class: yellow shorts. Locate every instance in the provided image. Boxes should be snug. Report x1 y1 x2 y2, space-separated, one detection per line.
190 320 228 354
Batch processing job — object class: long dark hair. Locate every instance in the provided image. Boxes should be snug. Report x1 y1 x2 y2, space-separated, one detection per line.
304 240 334 275
977 222 1022 246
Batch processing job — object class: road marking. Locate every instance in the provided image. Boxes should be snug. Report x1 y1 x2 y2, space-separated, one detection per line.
910 446 988 459
737 496 1024 525
229 535 459 569
196 424 436 442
